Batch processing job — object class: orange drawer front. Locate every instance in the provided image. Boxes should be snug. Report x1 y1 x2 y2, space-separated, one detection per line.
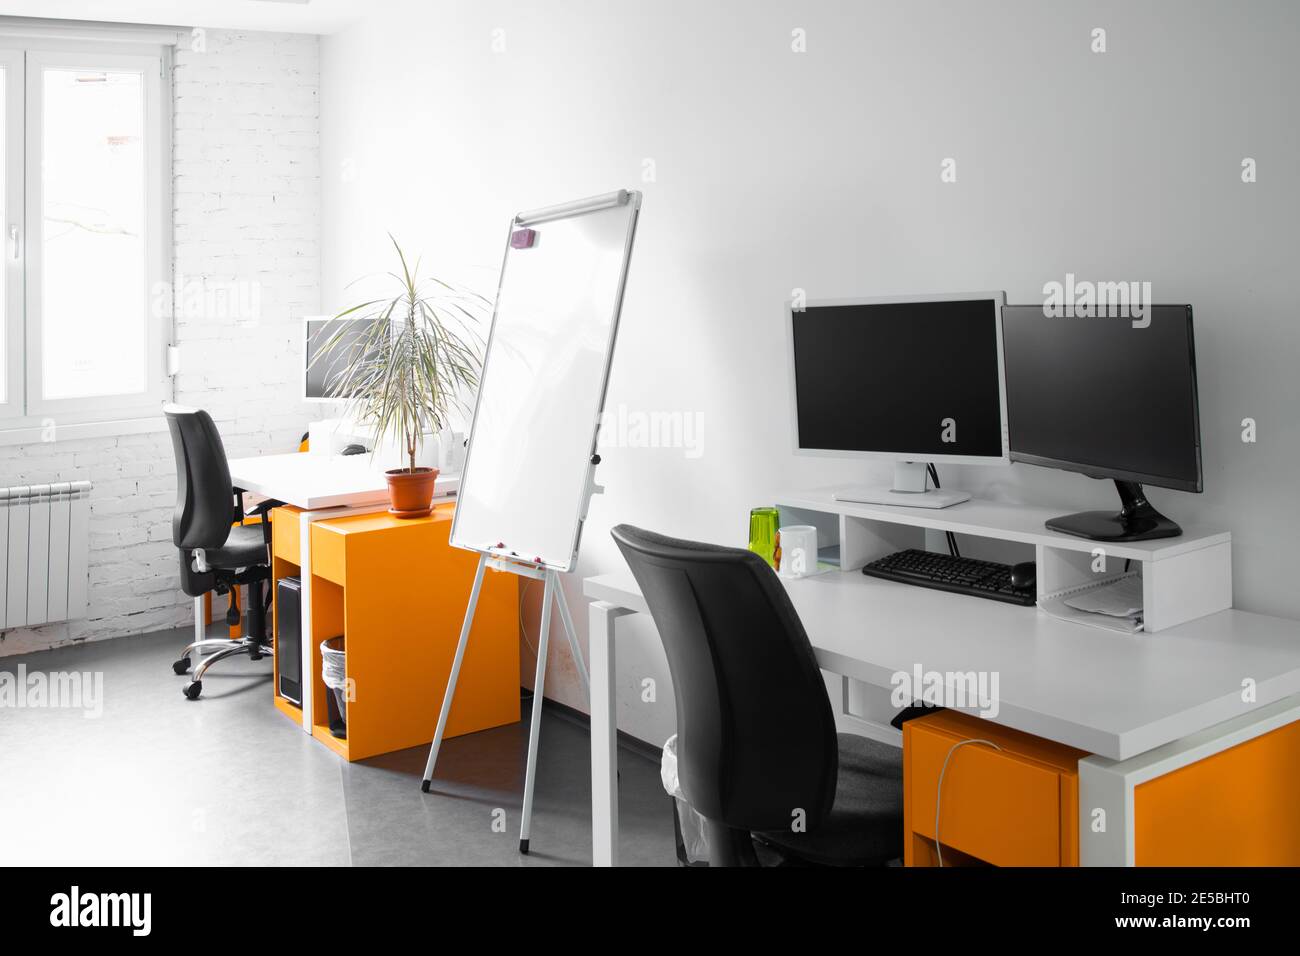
907 721 1064 866
271 506 302 565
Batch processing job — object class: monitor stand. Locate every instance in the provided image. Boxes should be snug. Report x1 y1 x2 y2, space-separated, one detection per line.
1046 480 1182 542
832 462 972 510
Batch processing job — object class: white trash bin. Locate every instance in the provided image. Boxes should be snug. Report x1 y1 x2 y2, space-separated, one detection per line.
660 734 709 866
320 637 347 738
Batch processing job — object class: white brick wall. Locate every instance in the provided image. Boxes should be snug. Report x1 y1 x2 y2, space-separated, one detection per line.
0 29 320 657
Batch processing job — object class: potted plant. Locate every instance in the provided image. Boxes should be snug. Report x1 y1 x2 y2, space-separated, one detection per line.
311 236 487 517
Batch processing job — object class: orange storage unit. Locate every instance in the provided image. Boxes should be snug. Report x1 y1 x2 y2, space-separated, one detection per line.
1133 719 1300 866
903 710 1086 866
270 502 520 760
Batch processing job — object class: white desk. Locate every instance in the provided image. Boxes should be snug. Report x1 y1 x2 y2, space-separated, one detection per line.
227 452 459 731
228 452 459 510
584 567 1300 866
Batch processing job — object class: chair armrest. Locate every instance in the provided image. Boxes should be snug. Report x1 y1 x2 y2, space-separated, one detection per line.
231 488 284 555
244 497 285 554
245 497 285 518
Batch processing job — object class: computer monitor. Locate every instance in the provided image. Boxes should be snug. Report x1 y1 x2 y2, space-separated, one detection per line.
788 292 1009 509
304 316 390 402
1002 304 1202 541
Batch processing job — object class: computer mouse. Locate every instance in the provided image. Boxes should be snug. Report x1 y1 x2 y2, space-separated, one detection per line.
340 444 367 456
1010 561 1036 590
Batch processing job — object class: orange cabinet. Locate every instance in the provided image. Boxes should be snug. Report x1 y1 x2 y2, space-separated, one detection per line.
269 503 520 761
903 711 1086 866
1133 719 1300 866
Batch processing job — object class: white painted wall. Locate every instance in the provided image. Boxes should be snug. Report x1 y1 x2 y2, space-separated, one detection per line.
0 28 320 656
318 0 1300 746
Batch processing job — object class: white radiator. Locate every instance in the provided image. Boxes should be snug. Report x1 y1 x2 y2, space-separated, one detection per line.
0 481 91 628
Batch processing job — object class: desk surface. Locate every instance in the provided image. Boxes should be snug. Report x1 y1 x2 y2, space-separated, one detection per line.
584 568 1300 761
229 452 460 510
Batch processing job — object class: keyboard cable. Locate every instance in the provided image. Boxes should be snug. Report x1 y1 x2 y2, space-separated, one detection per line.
927 464 961 558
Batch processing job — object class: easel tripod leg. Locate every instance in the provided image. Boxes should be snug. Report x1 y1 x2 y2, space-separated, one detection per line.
421 552 488 792
519 571 555 854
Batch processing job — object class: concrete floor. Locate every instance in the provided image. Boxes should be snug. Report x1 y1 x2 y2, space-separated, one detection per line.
0 627 676 867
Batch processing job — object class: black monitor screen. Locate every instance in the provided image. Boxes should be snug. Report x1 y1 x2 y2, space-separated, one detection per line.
1002 305 1201 491
791 299 1005 458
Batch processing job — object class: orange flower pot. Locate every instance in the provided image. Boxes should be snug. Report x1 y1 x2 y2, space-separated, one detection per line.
385 466 439 518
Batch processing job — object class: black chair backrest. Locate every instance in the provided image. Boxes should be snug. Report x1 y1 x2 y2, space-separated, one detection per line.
611 524 839 832
164 405 234 551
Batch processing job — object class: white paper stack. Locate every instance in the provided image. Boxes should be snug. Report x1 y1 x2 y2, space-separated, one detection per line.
1063 576 1144 619
1041 574 1145 634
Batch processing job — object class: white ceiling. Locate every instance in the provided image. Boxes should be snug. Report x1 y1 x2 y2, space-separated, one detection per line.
0 0 372 34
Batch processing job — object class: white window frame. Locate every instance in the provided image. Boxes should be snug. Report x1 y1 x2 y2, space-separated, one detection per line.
0 48 24 421
0 31 172 440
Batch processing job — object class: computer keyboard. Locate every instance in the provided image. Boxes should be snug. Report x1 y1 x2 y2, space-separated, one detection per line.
861 549 1036 606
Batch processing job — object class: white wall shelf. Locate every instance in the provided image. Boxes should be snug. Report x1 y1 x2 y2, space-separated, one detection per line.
777 488 1232 633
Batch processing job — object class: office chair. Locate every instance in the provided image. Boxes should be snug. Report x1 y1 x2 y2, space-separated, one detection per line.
611 524 905 867
164 405 282 700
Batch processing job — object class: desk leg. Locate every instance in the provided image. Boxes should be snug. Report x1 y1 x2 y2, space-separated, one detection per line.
1077 695 1300 866
299 512 315 733
590 601 632 867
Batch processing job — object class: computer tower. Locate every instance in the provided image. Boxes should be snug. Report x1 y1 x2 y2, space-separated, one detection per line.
276 577 303 705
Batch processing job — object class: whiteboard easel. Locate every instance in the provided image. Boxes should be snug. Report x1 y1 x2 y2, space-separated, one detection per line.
420 190 641 855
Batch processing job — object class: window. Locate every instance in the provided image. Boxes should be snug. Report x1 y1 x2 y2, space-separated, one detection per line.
0 38 169 431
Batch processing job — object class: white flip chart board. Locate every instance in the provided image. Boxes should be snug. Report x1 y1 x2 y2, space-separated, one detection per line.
450 190 641 571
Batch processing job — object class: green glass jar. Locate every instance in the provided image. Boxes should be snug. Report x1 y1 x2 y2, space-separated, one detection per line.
748 506 780 568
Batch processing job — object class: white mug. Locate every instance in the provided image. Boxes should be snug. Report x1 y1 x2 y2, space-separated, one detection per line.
778 525 818 577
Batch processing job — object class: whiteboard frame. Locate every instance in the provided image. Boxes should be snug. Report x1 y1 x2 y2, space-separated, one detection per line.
450 189 642 572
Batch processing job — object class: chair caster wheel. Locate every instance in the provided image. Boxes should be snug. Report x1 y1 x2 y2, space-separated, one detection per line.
172 657 191 675
183 681 203 700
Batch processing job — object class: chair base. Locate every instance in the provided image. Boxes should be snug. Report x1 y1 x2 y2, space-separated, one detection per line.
179 637 272 699
176 576 272 698
172 637 253 673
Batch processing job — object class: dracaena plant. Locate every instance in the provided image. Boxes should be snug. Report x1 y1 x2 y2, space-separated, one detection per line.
310 236 488 473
